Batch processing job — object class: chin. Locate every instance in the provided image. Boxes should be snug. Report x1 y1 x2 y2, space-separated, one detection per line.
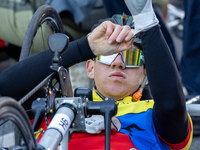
105 90 125 99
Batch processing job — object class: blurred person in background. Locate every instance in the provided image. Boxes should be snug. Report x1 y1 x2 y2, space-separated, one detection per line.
180 0 200 96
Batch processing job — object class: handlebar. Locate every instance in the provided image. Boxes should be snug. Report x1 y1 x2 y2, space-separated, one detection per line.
38 97 117 150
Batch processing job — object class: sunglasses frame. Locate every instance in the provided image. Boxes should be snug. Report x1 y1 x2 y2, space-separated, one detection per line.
95 48 144 68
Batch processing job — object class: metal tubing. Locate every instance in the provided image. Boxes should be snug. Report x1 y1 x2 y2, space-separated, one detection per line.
39 107 75 150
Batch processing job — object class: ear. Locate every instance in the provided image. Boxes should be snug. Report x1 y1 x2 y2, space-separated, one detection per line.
86 59 95 79
143 68 148 84
143 68 147 76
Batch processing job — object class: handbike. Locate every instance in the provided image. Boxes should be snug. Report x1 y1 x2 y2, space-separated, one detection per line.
0 33 117 150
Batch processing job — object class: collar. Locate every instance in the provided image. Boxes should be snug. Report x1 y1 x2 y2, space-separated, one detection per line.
92 90 154 117
93 90 134 103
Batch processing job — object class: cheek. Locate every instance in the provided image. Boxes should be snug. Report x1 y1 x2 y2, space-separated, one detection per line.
127 69 145 86
93 65 107 85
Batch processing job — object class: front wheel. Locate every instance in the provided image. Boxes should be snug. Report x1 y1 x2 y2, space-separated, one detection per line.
0 97 37 149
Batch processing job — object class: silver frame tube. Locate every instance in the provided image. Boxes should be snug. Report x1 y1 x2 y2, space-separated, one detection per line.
39 107 75 150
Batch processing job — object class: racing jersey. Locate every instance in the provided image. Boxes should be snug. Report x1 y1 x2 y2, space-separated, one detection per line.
68 91 193 150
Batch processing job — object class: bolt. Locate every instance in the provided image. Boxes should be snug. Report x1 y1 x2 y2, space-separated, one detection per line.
72 123 76 127
105 98 108 101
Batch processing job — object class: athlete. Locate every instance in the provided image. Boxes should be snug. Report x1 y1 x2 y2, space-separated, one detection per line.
0 0 193 149
69 0 193 149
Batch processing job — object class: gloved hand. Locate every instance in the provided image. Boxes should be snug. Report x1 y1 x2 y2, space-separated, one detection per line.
124 0 159 35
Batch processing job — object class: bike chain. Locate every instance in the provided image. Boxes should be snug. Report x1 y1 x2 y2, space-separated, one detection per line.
45 78 51 127
44 76 61 127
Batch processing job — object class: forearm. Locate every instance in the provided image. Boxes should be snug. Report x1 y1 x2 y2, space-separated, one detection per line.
0 37 95 100
141 26 189 143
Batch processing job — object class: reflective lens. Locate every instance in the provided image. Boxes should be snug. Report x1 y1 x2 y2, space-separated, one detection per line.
95 48 144 67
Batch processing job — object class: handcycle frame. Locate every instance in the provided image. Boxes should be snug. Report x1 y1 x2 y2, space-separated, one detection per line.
18 33 117 150
1 4 199 149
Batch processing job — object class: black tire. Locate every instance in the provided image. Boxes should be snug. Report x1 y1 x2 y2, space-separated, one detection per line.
19 4 64 61
0 97 37 149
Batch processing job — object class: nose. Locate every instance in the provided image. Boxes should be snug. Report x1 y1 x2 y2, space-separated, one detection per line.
110 54 126 69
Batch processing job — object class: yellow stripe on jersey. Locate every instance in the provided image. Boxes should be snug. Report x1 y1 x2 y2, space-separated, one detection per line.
116 100 154 117
180 115 193 150
92 90 154 117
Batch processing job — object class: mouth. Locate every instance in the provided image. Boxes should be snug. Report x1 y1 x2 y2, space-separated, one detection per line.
109 71 126 79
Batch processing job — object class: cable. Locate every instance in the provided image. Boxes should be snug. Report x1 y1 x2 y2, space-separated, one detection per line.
133 76 148 101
